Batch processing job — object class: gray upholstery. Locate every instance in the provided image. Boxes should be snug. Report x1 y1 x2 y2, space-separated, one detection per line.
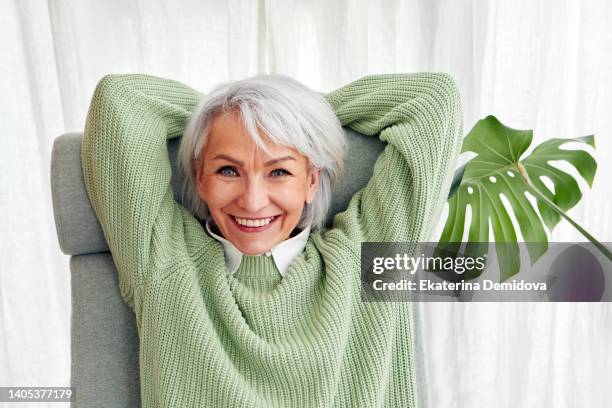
51 129 385 407
51 133 109 255
70 253 141 407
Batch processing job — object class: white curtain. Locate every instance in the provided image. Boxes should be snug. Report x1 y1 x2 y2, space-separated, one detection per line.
2 0 611 407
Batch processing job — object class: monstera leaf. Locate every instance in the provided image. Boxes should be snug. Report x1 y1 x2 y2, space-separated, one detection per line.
437 115 610 282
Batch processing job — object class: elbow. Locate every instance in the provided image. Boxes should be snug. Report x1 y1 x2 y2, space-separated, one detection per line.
431 73 463 150
431 73 462 116
91 74 129 102
85 74 136 134
83 75 128 156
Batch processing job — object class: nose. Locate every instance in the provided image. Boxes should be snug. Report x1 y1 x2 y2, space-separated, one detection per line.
237 176 270 214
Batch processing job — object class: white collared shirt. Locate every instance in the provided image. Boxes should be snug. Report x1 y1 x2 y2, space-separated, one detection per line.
205 220 311 277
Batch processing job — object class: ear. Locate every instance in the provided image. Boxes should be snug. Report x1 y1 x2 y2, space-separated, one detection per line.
194 159 206 201
305 168 321 204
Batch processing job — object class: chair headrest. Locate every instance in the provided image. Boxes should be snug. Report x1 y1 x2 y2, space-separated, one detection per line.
51 129 385 256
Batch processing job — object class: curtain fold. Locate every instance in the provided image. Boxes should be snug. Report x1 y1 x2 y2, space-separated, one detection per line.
2 0 610 406
1 0 70 391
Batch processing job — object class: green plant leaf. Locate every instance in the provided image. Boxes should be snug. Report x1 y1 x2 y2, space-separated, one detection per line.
522 134 596 230
439 115 599 282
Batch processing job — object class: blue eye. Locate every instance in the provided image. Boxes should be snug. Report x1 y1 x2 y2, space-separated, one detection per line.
218 166 238 177
270 168 291 177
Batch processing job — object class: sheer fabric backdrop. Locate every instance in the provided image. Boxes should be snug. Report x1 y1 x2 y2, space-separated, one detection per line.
2 0 611 406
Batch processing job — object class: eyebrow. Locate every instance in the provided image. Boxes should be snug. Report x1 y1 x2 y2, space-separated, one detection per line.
212 154 297 166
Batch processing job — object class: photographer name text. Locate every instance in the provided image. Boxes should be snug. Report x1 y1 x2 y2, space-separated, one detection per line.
372 279 547 292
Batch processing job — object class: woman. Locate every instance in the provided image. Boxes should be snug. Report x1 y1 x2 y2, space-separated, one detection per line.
179 75 345 261
82 72 463 407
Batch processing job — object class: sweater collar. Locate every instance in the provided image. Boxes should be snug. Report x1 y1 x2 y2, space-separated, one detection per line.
205 219 310 277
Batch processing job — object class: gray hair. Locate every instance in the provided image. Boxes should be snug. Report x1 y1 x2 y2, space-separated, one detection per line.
177 74 346 230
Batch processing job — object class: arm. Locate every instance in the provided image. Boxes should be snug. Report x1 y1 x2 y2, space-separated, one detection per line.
324 73 463 243
81 74 202 307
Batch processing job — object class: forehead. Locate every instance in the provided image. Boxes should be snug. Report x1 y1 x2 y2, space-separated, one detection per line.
205 111 303 160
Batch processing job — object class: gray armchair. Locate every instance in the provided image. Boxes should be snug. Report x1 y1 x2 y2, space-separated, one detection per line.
51 128 406 407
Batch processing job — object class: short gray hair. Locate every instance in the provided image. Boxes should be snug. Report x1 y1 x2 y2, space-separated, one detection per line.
177 74 346 230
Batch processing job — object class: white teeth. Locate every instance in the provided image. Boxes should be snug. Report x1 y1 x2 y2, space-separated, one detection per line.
234 216 274 227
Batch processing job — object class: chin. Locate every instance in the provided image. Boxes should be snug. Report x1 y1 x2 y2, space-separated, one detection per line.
229 237 271 254
240 244 272 256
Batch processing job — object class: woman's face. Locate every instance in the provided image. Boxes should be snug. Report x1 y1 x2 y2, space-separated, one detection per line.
195 111 320 255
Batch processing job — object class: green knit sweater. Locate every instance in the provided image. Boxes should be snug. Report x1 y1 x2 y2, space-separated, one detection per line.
82 73 463 407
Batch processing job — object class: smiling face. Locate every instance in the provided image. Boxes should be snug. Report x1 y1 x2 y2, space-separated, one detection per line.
195 110 320 255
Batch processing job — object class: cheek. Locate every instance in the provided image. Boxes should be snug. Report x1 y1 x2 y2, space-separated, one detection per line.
201 177 235 207
273 181 310 210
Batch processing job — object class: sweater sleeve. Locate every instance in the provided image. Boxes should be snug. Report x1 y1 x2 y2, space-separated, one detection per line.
81 74 202 307
324 73 463 243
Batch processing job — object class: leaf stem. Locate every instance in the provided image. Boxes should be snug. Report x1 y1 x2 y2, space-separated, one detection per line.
517 162 612 261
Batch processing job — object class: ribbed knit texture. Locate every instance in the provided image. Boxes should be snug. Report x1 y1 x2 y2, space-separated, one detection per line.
233 255 283 294
81 72 463 407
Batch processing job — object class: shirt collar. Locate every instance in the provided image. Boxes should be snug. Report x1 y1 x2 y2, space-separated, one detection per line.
205 219 310 277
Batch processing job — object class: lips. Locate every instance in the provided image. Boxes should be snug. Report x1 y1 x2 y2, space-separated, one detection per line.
229 214 281 233
234 216 274 227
